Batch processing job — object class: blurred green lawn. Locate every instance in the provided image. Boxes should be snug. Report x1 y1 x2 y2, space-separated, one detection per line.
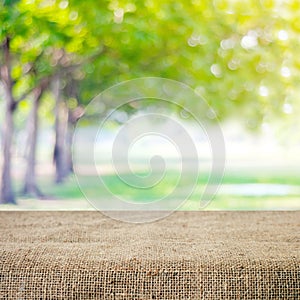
1 171 299 210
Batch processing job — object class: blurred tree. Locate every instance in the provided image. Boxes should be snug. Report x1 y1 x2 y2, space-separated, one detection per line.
52 72 83 183
0 0 83 200
0 36 16 204
0 0 38 203
0 0 101 200
22 79 49 197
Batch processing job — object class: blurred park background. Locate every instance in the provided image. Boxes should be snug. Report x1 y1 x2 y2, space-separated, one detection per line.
0 0 300 210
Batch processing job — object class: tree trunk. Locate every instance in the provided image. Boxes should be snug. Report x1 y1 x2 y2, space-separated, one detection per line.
64 78 83 176
0 92 15 204
22 87 44 197
0 37 16 204
53 75 69 183
65 119 74 174
52 75 83 184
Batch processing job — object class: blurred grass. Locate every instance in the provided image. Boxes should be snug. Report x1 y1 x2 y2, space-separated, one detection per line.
1 171 298 210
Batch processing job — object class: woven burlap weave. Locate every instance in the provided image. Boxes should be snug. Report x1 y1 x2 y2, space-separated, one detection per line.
0 211 299 299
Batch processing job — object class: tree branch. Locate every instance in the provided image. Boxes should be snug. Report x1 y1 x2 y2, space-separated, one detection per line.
59 46 107 74
16 76 50 104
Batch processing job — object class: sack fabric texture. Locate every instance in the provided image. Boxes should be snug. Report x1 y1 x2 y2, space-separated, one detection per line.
0 211 299 299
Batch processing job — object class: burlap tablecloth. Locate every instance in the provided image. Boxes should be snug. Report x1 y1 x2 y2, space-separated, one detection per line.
0 211 299 299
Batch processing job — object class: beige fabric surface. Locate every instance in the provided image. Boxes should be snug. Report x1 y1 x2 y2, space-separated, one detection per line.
0 211 299 299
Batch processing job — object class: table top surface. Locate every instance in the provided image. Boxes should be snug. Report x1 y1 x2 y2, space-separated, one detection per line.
0 211 299 263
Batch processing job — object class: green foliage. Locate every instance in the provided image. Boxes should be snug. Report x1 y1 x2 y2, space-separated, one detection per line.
1 0 299 131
